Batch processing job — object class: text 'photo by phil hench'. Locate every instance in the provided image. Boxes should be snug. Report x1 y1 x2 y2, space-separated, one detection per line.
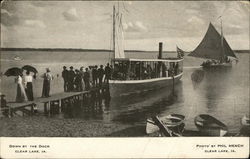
0 1 249 137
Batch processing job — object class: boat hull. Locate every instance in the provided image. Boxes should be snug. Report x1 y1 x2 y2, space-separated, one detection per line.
195 124 228 136
109 73 183 97
201 62 232 68
194 114 228 137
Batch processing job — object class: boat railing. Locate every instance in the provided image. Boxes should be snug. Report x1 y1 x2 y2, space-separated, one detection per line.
111 60 183 81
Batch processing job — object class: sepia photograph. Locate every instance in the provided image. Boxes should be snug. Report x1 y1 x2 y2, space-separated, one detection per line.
0 0 249 158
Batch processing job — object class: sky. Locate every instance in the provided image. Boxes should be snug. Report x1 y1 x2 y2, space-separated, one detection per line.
1 1 249 51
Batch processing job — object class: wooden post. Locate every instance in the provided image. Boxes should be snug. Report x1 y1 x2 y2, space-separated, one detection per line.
59 99 62 113
31 104 34 115
48 101 51 116
44 103 48 115
8 107 12 118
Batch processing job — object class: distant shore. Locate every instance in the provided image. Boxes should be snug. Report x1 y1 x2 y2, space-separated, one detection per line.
1 47 249 53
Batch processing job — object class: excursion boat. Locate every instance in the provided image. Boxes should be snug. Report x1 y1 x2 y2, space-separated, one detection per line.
109 6 183 97
146 114 185 135
194 114 228 136
188 21 238 68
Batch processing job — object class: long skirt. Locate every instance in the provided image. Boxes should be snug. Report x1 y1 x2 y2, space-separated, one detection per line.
16 84 28 102
42 80 50 97
25 82 34 101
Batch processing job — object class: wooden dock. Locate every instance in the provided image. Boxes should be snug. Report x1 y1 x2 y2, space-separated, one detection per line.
2 85 109 118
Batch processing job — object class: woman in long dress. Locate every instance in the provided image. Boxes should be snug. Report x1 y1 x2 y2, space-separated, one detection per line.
15 75 28 102
24 71 34 101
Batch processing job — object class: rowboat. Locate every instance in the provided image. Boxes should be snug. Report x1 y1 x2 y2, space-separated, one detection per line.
146 114 185 135
241 114 250 126
13 56 22 61
239 115 250 136
194 114 228 136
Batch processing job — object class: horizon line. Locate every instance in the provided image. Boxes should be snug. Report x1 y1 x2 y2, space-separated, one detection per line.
1 47 249 53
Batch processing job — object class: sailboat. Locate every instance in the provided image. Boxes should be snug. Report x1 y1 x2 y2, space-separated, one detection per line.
108 5 184 97
188 22 238 67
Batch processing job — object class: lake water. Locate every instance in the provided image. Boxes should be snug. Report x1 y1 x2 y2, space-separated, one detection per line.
0 50 249 134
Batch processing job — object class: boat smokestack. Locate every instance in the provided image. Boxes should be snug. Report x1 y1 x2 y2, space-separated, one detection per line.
158 42 163 59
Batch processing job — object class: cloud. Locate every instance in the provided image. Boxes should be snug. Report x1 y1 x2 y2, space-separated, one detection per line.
123 21 147 32
31 1 57 7
1 9 20 26
187 16 204 25
24 20 46 28
63 8 79 21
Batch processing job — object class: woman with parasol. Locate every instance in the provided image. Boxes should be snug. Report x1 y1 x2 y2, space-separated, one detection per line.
4 67 28 102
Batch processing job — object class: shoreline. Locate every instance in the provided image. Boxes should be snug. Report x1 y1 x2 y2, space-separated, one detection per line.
0 115 138 137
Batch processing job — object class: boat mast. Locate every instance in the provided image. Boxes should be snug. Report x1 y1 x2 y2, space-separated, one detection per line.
220 18 225 63
113 5 116 59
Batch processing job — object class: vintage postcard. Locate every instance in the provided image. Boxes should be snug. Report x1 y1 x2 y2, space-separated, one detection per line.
0 0 249 158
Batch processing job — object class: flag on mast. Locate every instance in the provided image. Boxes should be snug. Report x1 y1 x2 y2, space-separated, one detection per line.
177 46 185 58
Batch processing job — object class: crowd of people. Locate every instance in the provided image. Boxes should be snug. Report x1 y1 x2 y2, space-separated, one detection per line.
112 61 182 80
1 61 181 106
61 63 112 92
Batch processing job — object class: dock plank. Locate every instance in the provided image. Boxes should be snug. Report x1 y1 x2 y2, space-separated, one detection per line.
6 90 92 109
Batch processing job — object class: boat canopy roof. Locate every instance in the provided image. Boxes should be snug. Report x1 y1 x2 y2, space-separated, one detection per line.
112 58 183 62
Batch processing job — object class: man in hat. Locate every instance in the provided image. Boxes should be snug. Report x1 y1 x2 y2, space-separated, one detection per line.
68 66 75 91
84 68 90 90
92 65 98 87
104 63 112 83
42 68 53 97
98 65 105 87
62 66 69 92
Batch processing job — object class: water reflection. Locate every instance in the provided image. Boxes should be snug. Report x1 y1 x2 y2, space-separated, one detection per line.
102 81 183 123
202 67 232 111
59 81 184 124
191 69 205 89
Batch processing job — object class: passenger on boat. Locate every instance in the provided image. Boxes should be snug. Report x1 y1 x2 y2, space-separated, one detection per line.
62 66 69 92
68 66 75 92
146 64 153 79
174 63 179 75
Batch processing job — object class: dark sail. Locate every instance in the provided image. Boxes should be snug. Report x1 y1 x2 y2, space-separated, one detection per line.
188 23 237 60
